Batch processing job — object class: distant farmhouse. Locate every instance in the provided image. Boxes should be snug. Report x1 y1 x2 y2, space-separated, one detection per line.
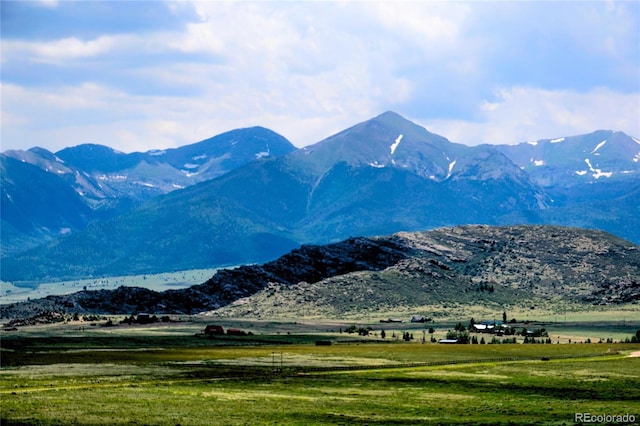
472 321 510 335
203 324 224 336
202 325 249 337
471 324 495 333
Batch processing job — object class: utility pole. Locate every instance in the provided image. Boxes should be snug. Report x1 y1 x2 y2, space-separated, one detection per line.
272 352 283 372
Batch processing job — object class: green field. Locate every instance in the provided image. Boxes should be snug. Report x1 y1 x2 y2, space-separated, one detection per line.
1 268 222 304
1 320 639 425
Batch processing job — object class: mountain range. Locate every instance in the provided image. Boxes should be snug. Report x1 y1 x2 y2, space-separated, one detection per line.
1 112 639 283
1 127 295 256
2 225 638 319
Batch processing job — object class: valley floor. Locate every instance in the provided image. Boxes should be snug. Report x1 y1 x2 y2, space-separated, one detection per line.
1 318 639 425
0 268 221 304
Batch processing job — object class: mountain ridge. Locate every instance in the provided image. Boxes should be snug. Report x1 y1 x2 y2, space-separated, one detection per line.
492 129 640 186
2 113 550 282
1 126 297 255
1 225 638 320
2 112 639 282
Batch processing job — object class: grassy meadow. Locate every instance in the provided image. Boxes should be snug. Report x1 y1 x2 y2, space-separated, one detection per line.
0 268 222 304
1 318 639 425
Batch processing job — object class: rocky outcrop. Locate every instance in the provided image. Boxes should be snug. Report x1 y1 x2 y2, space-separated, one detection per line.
2 225 638 320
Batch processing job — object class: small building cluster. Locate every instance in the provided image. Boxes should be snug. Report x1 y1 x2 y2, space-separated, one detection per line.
202 324 249 337
471 322 510 336
438 320 514 344
379 315 432 323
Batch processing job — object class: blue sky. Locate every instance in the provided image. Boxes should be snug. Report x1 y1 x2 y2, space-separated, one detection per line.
1 0 639 153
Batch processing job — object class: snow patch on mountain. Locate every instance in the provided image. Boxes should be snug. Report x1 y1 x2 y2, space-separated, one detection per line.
390 134 403 155
183 163 199 169
527 141 538 146
592 170 613 179
534 160 544 166
584 158 613 179
591 140 607 154
575 170 587 176
551 137 565 143
369 161 385 168
255 144 271 159
149 150 166 156
192 154 207 161
632 137 640 145
98 174 127 181
446 160 456 178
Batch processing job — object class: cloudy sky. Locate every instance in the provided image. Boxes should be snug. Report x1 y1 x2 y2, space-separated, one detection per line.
1 1 639 153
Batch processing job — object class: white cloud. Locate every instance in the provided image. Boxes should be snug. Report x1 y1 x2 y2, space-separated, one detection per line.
0 80 343 152
34 0 58 8
167 22 225 56
2 36 118 64
1 1 638 152
424 87 640 145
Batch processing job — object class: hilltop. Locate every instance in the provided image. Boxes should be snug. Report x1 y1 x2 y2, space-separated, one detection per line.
209 225 640 319
2 225 638 321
